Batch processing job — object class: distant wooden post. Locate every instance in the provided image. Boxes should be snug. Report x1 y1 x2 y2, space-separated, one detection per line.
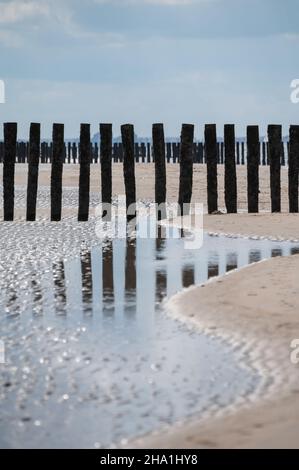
236 142 240 165
268 125 282 213
178 124 194 215
241 142 245 165
100 124 112 220
247 126 260 213
51 123 64 221
205 124 218 214
281 142 285 167
288 125 299 213
224 124 237 213
121 124 136 221
3 123 17 221
26 123 41 221
262 142 266 166
153 123 166 219
78 124 91 221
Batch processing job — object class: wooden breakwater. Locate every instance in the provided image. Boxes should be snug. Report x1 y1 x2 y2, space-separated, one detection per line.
1 122 299 221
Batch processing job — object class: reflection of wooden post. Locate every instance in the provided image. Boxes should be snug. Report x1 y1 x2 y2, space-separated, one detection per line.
78 124 91 221
289 125 299 213
268 125 282 213
26 123 40 221
51 124 64 221
3 122 17 221
224 124 237 213
100 124 112 220
81 251 93 312
102 242 114 306
247 126 260 213
153 123 166 219
121 124 136 220
205 124 218 214
178 124 194 215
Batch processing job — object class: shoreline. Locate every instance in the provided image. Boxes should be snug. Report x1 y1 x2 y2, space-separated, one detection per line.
127 217 299 449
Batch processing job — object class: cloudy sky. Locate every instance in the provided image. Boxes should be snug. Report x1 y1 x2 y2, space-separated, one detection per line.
0 0 299 138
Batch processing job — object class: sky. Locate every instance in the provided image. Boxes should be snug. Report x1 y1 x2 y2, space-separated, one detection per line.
0 0 299 139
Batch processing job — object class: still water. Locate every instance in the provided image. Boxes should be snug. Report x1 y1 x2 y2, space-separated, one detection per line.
0 217 298 448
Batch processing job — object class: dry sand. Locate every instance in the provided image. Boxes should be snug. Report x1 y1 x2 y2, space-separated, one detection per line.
1 163 299 448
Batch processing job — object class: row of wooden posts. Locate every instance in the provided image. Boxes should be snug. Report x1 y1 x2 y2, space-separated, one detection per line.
1 123 299 221
0 138 291 166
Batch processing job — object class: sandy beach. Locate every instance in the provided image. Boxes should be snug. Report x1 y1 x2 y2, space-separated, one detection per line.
1 163 299 448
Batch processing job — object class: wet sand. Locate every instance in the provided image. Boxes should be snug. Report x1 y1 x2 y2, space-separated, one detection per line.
1 164 299 448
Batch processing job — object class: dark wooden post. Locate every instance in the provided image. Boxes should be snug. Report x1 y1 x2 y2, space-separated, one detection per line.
288 125 299 213
236 141 240 165
78 124 91 221
268 125 282 213
26 123 41 221
3 123 17 221
51 123 64 221
121 124 136 221
100 124 112 220
205 124 218 214
281 142 285 167
178 124 194 215
153 123 166 219
241 142 245 165
247 126 260 213
224 124 237 213
262 142 266 166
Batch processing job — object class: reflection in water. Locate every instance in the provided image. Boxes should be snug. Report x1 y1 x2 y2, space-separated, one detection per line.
81 251 93 314
208 252 219 279
226 252 238 272
182 265 195 288
249 250 261 264
8 234 299 319
271 248 283 258
102 241 114 309
125 239 136 315
52 261 67 314
31 272 43 315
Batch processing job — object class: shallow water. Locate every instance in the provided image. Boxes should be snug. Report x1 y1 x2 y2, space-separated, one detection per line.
0 205 299 448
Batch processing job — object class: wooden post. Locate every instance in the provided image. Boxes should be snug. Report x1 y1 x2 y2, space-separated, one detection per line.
288 125 299 213
178 124 194 215
262 142 266 166
78 124 91 221
241 142 245 165
281 142 285 167
224 124 237 213
3 123 17 221
26 123 41 221
236 141 240 165
121 124 136 221
153 123 166 219
205 124 218 214
247 126 260 213
51 123 64 221
268 125 282 213
100 124 112 220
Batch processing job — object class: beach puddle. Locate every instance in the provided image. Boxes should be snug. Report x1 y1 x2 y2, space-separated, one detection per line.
0 213 299 448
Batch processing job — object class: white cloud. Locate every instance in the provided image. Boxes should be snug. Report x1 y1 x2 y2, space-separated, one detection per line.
0 1 50 23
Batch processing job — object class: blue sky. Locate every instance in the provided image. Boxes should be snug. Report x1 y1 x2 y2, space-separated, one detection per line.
0 0 299 138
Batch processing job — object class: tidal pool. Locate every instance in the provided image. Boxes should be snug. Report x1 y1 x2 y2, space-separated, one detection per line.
0 206 298 448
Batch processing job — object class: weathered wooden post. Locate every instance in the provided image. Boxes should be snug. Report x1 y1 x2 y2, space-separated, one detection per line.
178 124 194 216
236 141 240 165
281 142 285 167
224 124 237 213
3 123 17 221
166 142 171 163
153 123 166 219
241 142 245 165
100 124 112 220
262 141 266 166
51 123 64 221
121 124 136 221
26 123 41 221
205 124 218 214
78 124 91 221
288 125 299 213
268 125 282 213
247 126 260 213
